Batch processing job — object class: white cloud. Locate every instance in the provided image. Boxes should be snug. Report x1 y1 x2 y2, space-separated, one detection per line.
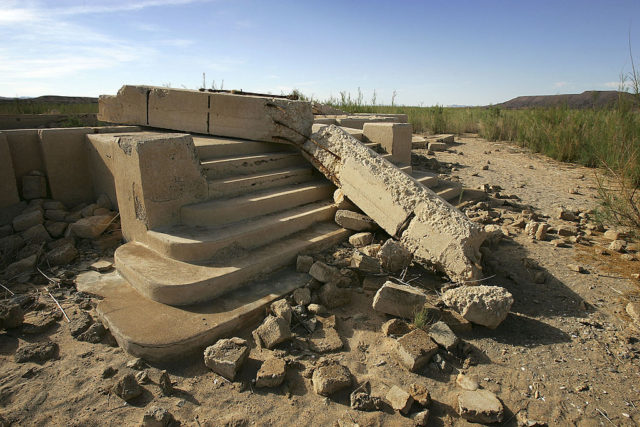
603 81 622 89
554 81 568 88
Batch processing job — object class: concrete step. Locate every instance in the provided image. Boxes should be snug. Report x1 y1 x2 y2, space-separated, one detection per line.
201 151 308 180
193 135 295 161
411 170 439 188
87 268 310 362
398 165 412 175
363 142 382 152
115 222 349 307
147 201 337 262
434 181 463 203
207 166 316 199
181 180 335 227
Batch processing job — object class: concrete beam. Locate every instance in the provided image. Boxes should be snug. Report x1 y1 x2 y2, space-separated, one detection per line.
302 125 486 282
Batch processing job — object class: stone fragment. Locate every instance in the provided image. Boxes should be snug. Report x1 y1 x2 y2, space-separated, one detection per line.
312 361 352 396
127 357 147 370
96 194 112 210
0 303 24 329
69 311 93 337
568 264 586 273
76 322 106 343
458 389 504 424
22 223 51 244
626 302 640 323
362 275 387 291
270 299 292 324
350 381 383 412
296 255 314 273
428 141 447 151
69 215 113 239
13 210 43 232
141 406 176 427
45 221 67 238
395 329 438 371
386 385 414 414
0 234 24 255
5 254 37 278
158 370 173 396
43 200 65 211
377 239 412 272
21 313 56 334
255 357 287 388
456 373 479 391
350 251 381 274
307 303 326 315
113 373 142 402
318 281 352 308
93 208 111 216
90 259 114 272
308 316 343 353
81 204 98 218
292 287 311 306
603 229 622 240
333 188 357 210
135 370 151 384
442 285 513 329
534 223 548 241
22 174 47 200
440 308 473 333
361 243 381 257
45 242 77 266
381 318 411 336
609 239 627 253
408 383 431 407
556 207 576 221
203 337 249 380
372 282 427 319
335 210 376 231
102 366 117 379
349 232 373 247
15 341 58 363
557 225 578 236
45 210 67 222
428 321 459 350
252 315 291 349
309 261 339 283
412 410 430 426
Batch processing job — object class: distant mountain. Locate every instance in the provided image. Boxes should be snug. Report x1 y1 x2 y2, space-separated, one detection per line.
0 95 98 104
495 91 637 109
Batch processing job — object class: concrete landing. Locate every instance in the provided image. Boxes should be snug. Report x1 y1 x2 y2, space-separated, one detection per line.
77 268 308 362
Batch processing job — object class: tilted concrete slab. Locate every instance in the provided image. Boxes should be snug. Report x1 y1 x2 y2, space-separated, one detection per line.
99 85 313 145
302 125 486 282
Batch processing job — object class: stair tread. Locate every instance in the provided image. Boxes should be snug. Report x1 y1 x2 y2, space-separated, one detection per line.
207 165 313 186
201 151 301 166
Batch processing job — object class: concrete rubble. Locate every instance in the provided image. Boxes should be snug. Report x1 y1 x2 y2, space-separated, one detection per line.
312 360 353 396
458 389 504 424
203 337 250 380
442 285 514 329
255 357 287 388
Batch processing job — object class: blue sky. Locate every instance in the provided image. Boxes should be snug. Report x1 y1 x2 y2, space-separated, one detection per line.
1 0 639 105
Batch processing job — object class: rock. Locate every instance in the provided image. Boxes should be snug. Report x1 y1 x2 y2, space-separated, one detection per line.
90 259 114 272
395 329 438 372
158 370 173 396
255 357 287 388
69 311 93 337
409 383 431 407
556 207 576 222
43 200 65 211
386 385 413 414
412 410 430 426
362 275 387 291
141 406 176 427
442 285 514 329
22 223 51 244
557 225 578 236
428 321 459 351
307 303 326 315
22 312 56 334
604 229 622 240
76 322 106 343
0 224 13 238
22 174 47 200
349 381 383 412
350 251 381 274
45 242 77 266
135 370 151 384
333 188 357 210
381 318 411 336
292 288 311 306
378 239 412 272
312 361 352 396
335 210 376 231
15 341 58 363
203 337 249 380
12 210 43 232
69 215 113 239
296 255 314 273
609 239 627 253
309 261 340 283
270 299 292 324
127 358 147 370
626 302 640 323
93 208 111 216
0 303 24 329
360 243 381 257
318 281 352 308
102 366 117 379
568 264 587 273
456 373 479 391
45 210 68 222
252 316 291 349
308 316 343 353
372 281 427 319
349 232 374 247
458 389 504 424
45 221 67 238
113 373 142 402
5 254 37 278
16 241 41 259
96 194 112 210
534 223 548 241
81 204 98 218
440 308 473 333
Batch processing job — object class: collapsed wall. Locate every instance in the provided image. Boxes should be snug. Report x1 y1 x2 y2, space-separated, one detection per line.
302 125 486 282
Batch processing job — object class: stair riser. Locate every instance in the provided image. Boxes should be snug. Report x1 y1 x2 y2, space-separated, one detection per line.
416 176 438 188
438 186 462 202
208 168 315 199
147 205 337 262
181 185 335 227
196 139 296 161
203 154 308 179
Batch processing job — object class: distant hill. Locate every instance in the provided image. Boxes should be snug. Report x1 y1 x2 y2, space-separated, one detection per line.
495 90 637 109
0 95 98 104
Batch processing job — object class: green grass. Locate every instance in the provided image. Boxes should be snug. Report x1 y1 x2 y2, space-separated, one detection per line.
0 101 98 115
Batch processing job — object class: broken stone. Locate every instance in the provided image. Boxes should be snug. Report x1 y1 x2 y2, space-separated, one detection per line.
141 406 176 427
45 242 77 266
271 299 292 324
252 315 291 349
0 303 24 329
69 215 113 239
604 229 622 240
102 366 117 379
360 243 381 257
312 361 352 396
22 223 52 244
556 207 576 222
5 254 37 279
15 341 58 363
296 255 314 273
626 302 640 323
412 410 430 426
381 318 411 336
76 322 106 343
127 357 147 370
69 311 93 337
45 221 67 238
135 370 151 384
568 264 587 273
334 210 376 231
158 370 173 396
458 389 504 424
307 303 326 315
440 308 473 333
377 238 412 272
81 204 97 218
309 261 339 283
90 259 114 272
348 232 374 247
428 321 459 351
45 210 67 222
428 141 447 151
308 316 343 353
292 287 311 306
609 239 627 253
350 381 383 411
534 223 548 241
255 357 287 388
318 281 351 308
372 281 427 319
113 373 142 402
442 285 513 329
386 385 413 414
203 337 250 380
456 373 479 391
350 251 381 274
395 329 438 372
557 225 578 236
43 200 65 211
12 210 43 232
408 383 431 407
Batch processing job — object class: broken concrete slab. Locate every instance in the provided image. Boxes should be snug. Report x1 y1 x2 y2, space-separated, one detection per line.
442 285 513 329
395 329 438 372
252 315 291 349
308 315 343 353
350 251 381 274
304 126 485 282
386 385 413 414
377 239 412 272
348 232 373 247
334 210 376 231
255 357 287 388
458 389 504 424
372 281 427 319
312 361 352 396
428 321 459 351
203 337 250 380
309 261 340 283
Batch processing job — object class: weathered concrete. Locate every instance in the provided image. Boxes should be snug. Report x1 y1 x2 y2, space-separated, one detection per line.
0 134 19 208
363 122 412 165
2 130 45 196
458 389 504 424
303 126 485 282
99 85 313 145
442 285 513 329
372 281 427 319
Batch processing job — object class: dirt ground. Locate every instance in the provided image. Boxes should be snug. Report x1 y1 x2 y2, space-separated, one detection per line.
1 135 639 426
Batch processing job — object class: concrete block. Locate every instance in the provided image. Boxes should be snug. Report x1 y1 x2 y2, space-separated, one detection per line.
386 385 413 414
335 210 376 231
350 251 381 274
377 238 412 272
428 142 446 151
395 329 438 372
348 232 373 247
441 285 513 329
363 122 413 165
252 315 291 349
372 281 427 319
309 261 339 283
0 134 19 208
255 357 286 388
312 361 352 396
203 337 249 380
